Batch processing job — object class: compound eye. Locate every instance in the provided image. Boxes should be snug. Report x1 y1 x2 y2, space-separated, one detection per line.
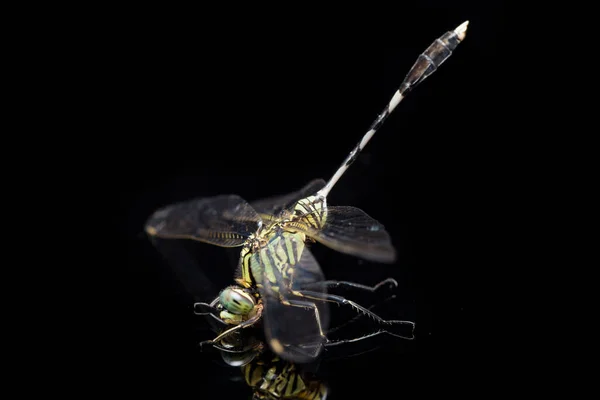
220 287 255 315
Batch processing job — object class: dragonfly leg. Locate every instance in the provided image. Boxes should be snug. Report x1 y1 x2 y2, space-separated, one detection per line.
292 289 413 328
325 327 415 346
194 294 221 315
208 304 264 344
294 327 414 362
209 341 264 354
193 301 228 326
297 278 398 293
198 338 260 353
279 297 328 340
325 294 396 335
299 329 414 361
199 339 217 351
193 301 219 316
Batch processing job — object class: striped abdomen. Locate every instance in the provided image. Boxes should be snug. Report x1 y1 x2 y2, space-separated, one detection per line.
292 195 327 230
243 357 328 399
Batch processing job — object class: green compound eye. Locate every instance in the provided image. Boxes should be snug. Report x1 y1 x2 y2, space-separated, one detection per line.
219 287 255 315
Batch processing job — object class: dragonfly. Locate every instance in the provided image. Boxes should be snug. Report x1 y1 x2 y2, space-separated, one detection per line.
145 21 468 362
146 203 411 362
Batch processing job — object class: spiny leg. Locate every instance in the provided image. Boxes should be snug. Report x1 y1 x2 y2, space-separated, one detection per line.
309 297 415 357
297 278 398 293
326 294 397 335
324 327 415 348
199 305 264 350
199 319 257 350
193 302 219 315
294 326 414 361
193 294 220 315
292 289 413 327
193 301 226 325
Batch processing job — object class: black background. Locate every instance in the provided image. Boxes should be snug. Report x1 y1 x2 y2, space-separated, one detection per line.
101 2 509 397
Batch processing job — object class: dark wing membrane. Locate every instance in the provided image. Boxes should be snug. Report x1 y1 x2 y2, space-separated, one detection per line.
250 179 326 216
301 206 397 263
145 195 260 247
252 232 329 363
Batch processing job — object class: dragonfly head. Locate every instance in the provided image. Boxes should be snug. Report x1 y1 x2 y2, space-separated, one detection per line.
219 286 256 316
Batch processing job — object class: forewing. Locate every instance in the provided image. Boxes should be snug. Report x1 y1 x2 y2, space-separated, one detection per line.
301 206 396 263
251 179 326 216
145 195 260 247
251 233 329 363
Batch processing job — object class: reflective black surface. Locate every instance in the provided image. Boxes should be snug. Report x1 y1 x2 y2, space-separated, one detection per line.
103 3 508 397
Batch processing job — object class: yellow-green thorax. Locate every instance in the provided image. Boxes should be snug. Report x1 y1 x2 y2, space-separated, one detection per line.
239 229 306 289
236 194 327 289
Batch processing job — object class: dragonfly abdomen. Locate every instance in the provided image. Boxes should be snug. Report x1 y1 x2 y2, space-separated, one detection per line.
399 22 467 96
293 195 327 230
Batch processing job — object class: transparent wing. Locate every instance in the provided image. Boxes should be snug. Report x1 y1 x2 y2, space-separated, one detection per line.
148 236 226 302
299 206 396 263
250 179 326 216
250 232 330 363
147 236 235 337
145 194 261 247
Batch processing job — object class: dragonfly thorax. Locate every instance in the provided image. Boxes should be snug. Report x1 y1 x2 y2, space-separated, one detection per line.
246 232 268 253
